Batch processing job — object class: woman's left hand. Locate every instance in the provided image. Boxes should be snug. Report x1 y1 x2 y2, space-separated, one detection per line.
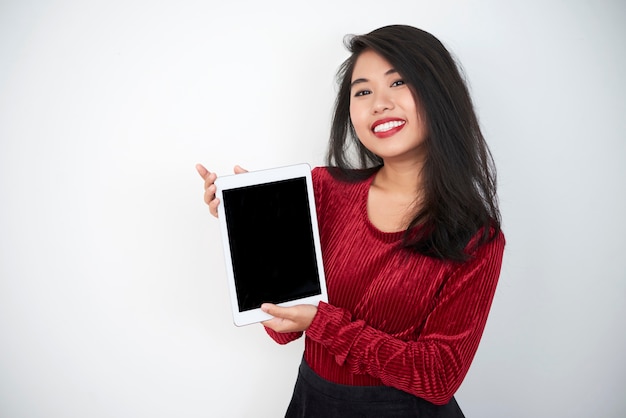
261 303 318 333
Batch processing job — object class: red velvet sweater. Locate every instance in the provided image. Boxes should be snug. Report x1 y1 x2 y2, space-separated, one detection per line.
266 167 505 405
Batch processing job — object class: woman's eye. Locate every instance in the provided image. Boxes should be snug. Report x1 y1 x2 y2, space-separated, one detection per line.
354 90 371 97
391 80 405 87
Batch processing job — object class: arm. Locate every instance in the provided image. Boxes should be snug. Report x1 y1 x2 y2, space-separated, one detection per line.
305 232 505 405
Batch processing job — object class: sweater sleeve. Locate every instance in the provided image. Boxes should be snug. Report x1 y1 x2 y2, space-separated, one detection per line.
264 327 303 344
305 231 505 405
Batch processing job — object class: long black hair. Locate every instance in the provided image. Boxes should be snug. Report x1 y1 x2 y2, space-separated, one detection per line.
327 25 501 261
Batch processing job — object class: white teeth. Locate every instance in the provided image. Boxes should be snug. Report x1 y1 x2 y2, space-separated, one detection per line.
373 120 405 133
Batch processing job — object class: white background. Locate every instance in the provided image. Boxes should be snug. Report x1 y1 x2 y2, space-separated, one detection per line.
1 0 625 417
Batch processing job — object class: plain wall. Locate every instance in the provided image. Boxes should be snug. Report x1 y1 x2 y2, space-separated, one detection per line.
1 0 625 417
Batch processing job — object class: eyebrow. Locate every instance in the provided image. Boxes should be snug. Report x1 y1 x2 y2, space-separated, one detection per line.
350 68 399 88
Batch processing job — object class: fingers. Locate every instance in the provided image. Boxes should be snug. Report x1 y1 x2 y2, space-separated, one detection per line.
196 163 248 219
261 316 288 330
208 196 220 218
196 163 220 218
204 172 219 218
203 174 217 202
196 163 217 193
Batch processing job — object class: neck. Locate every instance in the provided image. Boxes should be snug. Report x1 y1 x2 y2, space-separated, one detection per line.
375 159 424 196
367 159 425 231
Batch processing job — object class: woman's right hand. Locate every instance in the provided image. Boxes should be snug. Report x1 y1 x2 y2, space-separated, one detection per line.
195 164 248 218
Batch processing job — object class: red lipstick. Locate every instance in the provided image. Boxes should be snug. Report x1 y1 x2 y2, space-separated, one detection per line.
371 118 406 138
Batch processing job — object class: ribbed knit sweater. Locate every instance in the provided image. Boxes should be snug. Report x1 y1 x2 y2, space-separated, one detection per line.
266 167 505 406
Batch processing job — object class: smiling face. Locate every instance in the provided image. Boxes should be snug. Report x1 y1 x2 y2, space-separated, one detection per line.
349 49 428 165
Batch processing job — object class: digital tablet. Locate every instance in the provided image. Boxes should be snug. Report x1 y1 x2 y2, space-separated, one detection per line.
214 163 327 326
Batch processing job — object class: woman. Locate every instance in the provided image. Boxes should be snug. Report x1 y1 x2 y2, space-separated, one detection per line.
197 25 504 417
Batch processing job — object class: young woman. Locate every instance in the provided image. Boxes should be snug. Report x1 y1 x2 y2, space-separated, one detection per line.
197 25 504 417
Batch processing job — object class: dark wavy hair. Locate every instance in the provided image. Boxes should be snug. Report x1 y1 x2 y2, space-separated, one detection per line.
327 25 501 261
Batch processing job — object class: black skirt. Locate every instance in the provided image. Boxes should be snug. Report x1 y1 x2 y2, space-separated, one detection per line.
285 359 465 418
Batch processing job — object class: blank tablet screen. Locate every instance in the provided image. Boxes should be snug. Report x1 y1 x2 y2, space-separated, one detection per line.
222 177 322 312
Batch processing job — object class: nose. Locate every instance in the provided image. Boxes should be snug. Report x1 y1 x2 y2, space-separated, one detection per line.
372 93 394 114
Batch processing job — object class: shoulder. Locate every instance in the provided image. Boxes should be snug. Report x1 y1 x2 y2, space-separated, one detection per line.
312 166 332 194
311 166 375 217
439 227 505 295
312 166 331 182
465 226 505 262
311 166 347 191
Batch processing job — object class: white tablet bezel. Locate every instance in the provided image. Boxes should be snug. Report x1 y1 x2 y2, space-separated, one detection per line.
214 163 327 326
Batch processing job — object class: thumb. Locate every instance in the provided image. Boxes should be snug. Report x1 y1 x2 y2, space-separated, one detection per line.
234 165 248 174
261 303 289 319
